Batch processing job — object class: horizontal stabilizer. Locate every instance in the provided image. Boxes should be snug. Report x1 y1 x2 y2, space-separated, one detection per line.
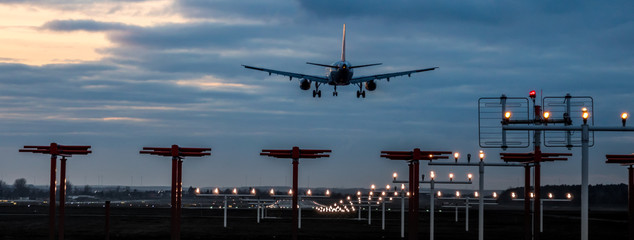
306 62 339 69
350 63 382 69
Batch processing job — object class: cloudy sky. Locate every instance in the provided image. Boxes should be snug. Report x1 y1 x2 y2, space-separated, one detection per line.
1 0 633 192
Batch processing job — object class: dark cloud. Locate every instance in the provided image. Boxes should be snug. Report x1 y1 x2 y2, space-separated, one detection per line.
106 23 293 49
0 57 21 62
0 62 115 85
0 62 263 107
41 19 132 32
174 0 299 21
298 0 516 25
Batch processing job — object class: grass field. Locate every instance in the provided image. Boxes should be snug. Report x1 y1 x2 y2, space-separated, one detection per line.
0 205 627 240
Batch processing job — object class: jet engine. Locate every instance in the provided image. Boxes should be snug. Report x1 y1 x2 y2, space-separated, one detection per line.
364 80 377 91
299 79 311 90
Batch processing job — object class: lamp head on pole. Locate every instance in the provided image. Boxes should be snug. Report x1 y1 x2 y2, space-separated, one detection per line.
454 152 459 163
543 111 550 120
622 112 628 127
504 111 512 124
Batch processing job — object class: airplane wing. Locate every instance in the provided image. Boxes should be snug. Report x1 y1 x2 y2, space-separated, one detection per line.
349 67 438 84
242 65 329 83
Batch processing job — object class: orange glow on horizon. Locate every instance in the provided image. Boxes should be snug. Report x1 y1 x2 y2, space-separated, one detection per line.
0 1 190 65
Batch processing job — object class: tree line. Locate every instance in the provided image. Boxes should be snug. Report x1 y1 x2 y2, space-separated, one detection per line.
0 178 196 200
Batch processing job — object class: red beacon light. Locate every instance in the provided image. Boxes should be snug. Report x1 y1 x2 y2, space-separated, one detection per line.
529 90 537 99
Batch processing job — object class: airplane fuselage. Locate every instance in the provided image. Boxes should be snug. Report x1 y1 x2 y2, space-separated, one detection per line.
327 61 353 85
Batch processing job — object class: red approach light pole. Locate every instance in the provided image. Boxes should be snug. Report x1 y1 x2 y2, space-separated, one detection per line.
500 151 571 240
140 145 211 240
260 146 331 240
381 148 451 240
19 143 91 240
605 154 634 240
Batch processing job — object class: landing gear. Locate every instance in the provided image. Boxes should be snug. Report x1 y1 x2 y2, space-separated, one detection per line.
333 85 338 97
312 83 322 98
356 83 366 98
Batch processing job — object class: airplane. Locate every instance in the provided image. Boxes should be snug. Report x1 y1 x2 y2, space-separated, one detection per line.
242 24 438 98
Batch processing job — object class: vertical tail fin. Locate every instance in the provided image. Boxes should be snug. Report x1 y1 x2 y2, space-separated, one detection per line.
341 24 346 62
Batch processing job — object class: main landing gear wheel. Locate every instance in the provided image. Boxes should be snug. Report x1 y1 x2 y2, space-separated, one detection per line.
356 90 366 98
312 90 322 98
333 91 338 96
